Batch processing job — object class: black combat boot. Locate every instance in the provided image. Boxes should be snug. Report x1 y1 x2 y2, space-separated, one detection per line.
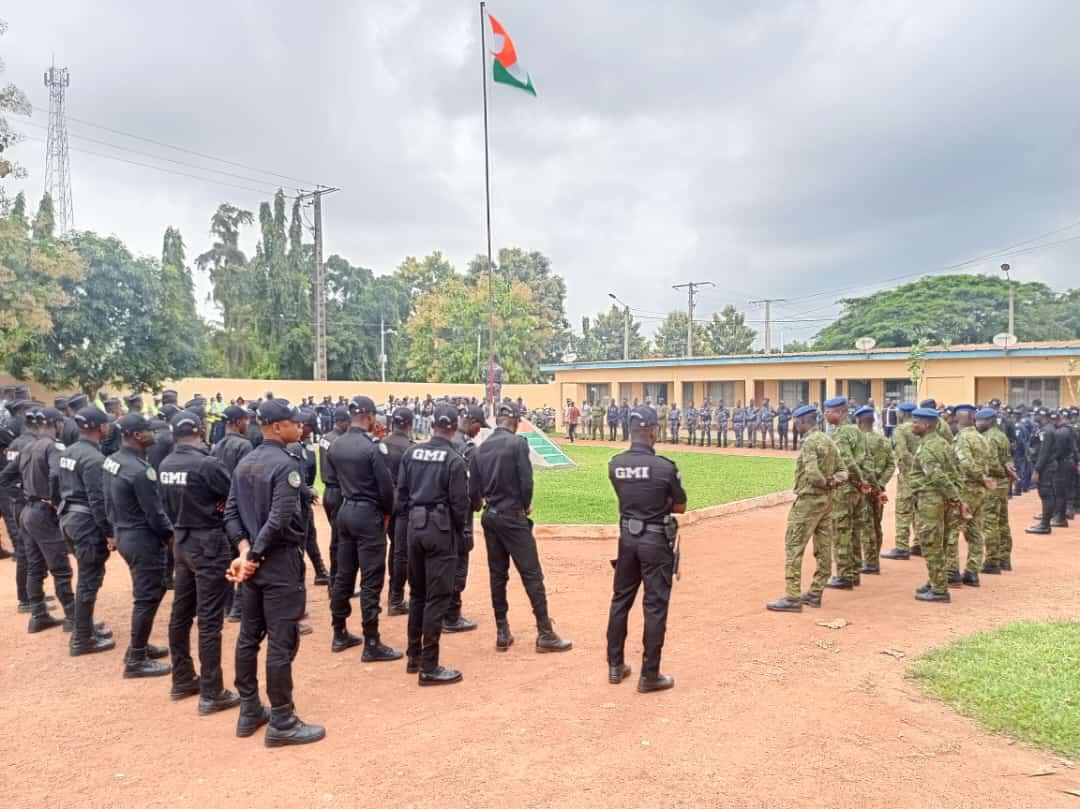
198 689 241 716
495 620 514 651
406 656 420 674
1000 557 1013 571
909 545 923 556
1049 515 1069 528
637 672 675 693
361 636 403 662
418 666 462 686
961 571 980 587
1025 519 1051 534
799 592 822 608
980 562 1002 574
765 596 802 613
609 664 631 684
70 634 116 656
915 589 950 603
169 674 202 701
946 570 963 587
27 607 64 633
825 576 853 590
236 700 271 738
387 594 410 616
535 618 572 653
123 648 171 679
330 626 362 653
312 563 330 587
264 705 326 748
880 548 910 560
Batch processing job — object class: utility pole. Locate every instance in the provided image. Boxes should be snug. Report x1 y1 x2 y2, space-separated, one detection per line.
608 292 631 360
43 61 74 233
379 317 397 383
672 281 714 357
749 298 787 353
297 186 340 381
1001 263 1015 339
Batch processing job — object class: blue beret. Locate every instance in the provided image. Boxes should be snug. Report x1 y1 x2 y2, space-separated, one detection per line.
898 402 917 413
824 396 847 408
912 407 940 420
975 408 997 419
854 406 875 418
953 404 976 412
792 404 817 418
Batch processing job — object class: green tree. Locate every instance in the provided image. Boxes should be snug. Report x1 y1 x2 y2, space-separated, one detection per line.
653 311 710 357
705 305 757 354
197 203 255 376
396 251 455 300
0 194 84 368
782 339 812 353
466 247 571 365
0 20 31 211
812 274 1070 349
575 305 648 361
405 274 547 383
159 226 204 379
14 232 198 395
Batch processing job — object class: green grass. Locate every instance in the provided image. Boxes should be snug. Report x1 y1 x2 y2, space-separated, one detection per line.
530 444 794 524
910 621 1080 758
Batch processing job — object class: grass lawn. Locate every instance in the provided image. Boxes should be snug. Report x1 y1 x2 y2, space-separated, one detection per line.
530 444 794 525
910 621 1080 758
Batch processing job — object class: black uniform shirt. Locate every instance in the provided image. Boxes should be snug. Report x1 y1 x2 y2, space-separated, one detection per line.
61 416 80 447
608 442 687 523
286 441 317 487
145 420 175 471
382 431 413 485
317 427 345 487
325 427 394 514
59 438 110 534
223 438 304 557
0 432 36 501
102 445 173 539
469 427 533 513
159 443 231 530
212 431 253 474
21 435 64 504
1055 424 1075 463
1034 424 1058 473
244 421 263 448
396 435 469 531
99 418 122 457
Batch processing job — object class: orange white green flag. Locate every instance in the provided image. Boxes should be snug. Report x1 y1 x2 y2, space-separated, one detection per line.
488 14 536 97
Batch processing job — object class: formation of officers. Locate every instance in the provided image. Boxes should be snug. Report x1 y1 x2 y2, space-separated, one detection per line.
580 396 795 449
0 385 623 749
767 397 1080 612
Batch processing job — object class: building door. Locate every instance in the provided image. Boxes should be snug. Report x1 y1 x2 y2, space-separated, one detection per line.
753 381 765 405
643 382 668 405
681 382 695 408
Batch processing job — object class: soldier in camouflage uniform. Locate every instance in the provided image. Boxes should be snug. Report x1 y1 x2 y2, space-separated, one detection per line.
592 400 607 441
746 401 759 449
759 398 777 449
946 405 993 586
667 403 680 445
855 407 894 575
698 400 712 447
977 407 1015 574
909 407 964 602
825 397 869 589
715 402 729 448
882 403 919 560
766 405 847 612
732 402 746 448
656 400 668 443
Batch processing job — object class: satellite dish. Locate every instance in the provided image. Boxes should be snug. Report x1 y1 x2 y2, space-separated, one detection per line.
993 332 1018 348
855 337 876 351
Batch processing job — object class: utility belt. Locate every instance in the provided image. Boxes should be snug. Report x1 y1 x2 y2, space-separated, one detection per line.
620 515 678 542
60 502 93 516
409 503 451 533
484 505 524 517
26 496 54 507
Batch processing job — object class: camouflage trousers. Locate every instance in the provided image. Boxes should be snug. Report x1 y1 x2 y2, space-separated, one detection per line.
832 484 862 581
658 421 667 442
858 493 884 565
982 484 1012 565
894 477 914 550
945 486 985 574
913 490 948 594
784 492 834 598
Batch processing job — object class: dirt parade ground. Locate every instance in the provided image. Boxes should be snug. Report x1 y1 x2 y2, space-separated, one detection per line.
1 485 1078 809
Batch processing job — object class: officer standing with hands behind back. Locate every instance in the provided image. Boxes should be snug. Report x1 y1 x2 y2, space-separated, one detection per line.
606 405 687 693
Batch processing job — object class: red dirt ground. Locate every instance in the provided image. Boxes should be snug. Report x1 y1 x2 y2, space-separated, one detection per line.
1 482 1077 808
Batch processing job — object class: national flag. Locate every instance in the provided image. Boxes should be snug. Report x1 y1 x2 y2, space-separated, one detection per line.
489 14 536 97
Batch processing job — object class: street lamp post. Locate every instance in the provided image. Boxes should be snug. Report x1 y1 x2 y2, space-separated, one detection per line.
380 316 396 383
608 292 630 360
1000 263 1015 339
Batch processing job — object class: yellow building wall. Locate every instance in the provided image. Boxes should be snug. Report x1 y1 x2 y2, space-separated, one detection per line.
976 377 1007 404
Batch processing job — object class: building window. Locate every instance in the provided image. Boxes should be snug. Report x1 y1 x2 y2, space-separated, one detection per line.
681 382 696 408
884 379 916 405
706 381 735 406
1008 378 1059 408
586 383 610 406
847 379 871 405
643 382 668 405
779 380 810 406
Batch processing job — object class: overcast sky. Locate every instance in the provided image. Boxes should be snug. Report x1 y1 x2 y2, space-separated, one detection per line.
5 1 1080 347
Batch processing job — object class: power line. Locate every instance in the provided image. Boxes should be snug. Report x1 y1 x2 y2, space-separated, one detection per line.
671 280 714 356
31 105 323 187
20 134 287 197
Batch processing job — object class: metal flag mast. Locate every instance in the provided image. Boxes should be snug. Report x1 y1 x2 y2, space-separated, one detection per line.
480 1 496 414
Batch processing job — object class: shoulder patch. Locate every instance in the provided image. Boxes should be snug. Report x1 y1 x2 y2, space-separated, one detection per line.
54 441 65 450
288 470 301 488
145 467 157 482
379 443 388 455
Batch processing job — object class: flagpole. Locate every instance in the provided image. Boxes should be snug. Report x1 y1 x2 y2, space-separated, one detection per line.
480 0 496 415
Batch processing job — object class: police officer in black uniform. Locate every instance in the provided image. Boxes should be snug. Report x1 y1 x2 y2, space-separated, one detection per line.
59 394 85 446
1050 410 1074 527
606 405 687 693
58 406 116 655
469 401 572 654
382 406 415 616
223 398 325 746
10 407 75 633
146 403 177 472
290 410 330 585
445 403 487 633
324 395 400 661
99 397 124 457
102 412 173 677
159 410 241 714
397 403 469 685
318 405 351 594
213 406 254 472
244 402 264 448
0 403 41 613
1026 407 1058 534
